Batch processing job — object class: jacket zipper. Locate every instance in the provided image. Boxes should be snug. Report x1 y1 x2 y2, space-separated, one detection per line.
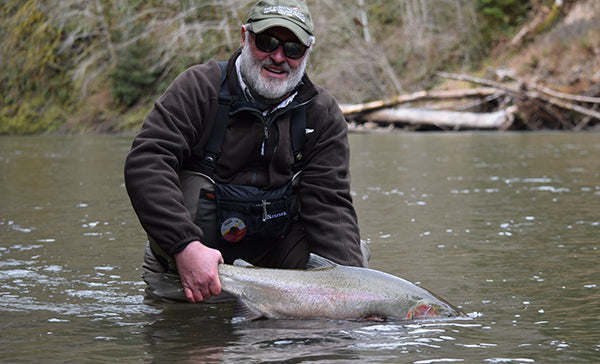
261 123 268 156
232 103 300 158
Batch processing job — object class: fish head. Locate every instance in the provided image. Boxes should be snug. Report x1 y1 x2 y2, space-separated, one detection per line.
405 299 464 320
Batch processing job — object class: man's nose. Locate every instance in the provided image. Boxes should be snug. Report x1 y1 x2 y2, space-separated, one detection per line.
269 45 287 63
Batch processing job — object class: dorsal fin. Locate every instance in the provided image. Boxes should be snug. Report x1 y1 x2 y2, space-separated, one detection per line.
232 258 254 267
305 253 338 269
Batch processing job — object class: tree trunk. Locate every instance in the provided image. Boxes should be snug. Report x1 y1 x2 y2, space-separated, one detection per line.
362 108 510 130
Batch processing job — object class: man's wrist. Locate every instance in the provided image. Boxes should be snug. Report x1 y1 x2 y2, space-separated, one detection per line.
173 240 200 255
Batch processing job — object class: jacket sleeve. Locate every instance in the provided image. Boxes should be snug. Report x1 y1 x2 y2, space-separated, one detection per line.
124 61 221 256
297 88 363 266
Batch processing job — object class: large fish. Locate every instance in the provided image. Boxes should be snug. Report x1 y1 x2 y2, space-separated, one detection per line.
145 254 465 321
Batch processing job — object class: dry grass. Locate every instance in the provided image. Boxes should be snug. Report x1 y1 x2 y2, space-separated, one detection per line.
504 1 600 95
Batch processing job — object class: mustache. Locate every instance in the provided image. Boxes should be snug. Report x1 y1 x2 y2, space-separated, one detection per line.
262 58 291 73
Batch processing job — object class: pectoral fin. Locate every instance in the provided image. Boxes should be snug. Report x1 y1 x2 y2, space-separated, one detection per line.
144 272 188 302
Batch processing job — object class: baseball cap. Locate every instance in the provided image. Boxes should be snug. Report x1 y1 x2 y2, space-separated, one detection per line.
246 0 315 46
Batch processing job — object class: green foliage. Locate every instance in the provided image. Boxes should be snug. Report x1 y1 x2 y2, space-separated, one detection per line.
476 0 532 40
369 2 405 28
110 41 163 107
0 0 571 134
0 0 73 134
0 95 64 134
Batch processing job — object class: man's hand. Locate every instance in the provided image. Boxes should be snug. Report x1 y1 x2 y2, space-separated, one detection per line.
174 241 223 303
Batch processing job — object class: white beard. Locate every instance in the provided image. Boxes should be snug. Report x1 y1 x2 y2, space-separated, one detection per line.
239 37 308 101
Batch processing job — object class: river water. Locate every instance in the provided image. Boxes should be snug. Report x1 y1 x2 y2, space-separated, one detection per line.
1 132 598 363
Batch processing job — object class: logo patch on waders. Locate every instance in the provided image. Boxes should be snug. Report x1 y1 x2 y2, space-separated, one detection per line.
220 217 247 242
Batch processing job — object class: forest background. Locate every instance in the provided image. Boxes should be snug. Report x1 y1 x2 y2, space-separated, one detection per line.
1 0 599 134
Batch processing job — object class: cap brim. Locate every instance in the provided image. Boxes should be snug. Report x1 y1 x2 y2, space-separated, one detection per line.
250 19 313 47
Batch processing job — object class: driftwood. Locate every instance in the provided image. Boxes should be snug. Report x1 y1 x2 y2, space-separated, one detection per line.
340 88 499 115
344 70 599 131
437 72 600 104
362 108 511 130
437 72 600 130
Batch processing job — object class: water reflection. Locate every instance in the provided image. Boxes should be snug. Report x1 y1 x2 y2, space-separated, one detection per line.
142 302 236 362
146 315 483 363
1 133 599 362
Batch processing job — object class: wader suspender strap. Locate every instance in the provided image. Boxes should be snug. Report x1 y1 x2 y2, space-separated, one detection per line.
197 62 231 177
290 102 306 172
198 61 306 178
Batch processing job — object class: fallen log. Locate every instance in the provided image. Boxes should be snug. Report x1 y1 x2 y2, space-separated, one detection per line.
437 72 600 128
436 72 518 93
437 71 600 104
361 108 511 130
344 70 598 131
339 88 500 115
528 81 600 104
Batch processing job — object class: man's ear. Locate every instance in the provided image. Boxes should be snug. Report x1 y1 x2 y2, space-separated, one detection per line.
240 25 248 47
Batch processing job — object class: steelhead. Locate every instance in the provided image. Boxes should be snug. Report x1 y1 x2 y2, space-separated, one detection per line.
145 254 465 321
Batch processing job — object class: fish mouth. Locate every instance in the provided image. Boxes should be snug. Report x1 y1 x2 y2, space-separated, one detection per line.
405 304 440 319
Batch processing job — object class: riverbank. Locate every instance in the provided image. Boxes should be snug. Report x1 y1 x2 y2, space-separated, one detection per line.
345 1 600 132
1 0 598 134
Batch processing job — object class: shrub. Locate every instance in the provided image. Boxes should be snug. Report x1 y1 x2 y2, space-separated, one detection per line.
110 40 163 107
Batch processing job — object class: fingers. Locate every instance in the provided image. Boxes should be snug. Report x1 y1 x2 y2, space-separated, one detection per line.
209 274 222 297
209 254 224 297
174 241 224 303
180 270 219 303
184 271 221 302
183 286 199 303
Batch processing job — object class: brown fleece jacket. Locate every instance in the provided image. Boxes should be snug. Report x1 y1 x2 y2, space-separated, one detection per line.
124 50 362 266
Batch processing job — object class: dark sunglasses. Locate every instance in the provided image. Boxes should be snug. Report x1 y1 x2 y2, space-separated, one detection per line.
251 32 307 60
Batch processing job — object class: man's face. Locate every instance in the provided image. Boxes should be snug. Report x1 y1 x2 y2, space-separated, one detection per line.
239 26 309 101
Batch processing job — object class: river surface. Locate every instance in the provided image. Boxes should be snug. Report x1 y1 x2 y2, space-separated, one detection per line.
1 132 598 363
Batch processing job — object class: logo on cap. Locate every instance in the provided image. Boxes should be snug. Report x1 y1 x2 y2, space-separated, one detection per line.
263 6 306 23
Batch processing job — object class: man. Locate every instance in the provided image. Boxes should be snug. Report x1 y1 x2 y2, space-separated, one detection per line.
125 0 368 303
